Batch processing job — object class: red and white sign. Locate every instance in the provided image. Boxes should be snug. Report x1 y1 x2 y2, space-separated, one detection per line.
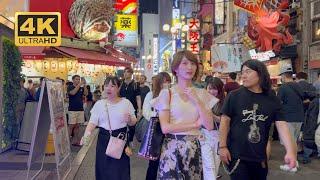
187 18 201 54
187 43 200 54
187 31 200 43
234 0 264 14
114 0 138 14
187 18 200 31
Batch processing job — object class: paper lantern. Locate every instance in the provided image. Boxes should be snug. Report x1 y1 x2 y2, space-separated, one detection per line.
34 61 43 72
25 61 32 68
67 60 73 71
43 61 50 71
59 62 66 71
51 61 58 71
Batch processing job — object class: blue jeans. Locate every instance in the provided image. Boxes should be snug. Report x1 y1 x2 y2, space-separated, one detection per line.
303 146 313 160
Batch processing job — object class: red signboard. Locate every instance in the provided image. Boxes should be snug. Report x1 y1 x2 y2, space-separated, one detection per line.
114 0 138 14
29 0 76 38
234 0 265 14
187 31 200 43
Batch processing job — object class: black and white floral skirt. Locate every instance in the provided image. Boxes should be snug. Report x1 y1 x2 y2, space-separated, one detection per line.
157 135 202 180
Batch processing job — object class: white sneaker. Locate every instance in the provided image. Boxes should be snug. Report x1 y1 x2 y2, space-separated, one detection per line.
279 161 299 173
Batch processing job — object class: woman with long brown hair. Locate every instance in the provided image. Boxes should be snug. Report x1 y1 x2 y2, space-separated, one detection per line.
142 72 172 180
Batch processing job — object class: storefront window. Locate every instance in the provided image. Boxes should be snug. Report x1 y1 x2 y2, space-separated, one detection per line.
312 19 320 42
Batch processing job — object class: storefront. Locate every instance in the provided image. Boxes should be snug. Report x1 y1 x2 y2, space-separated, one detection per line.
308 43 320 81
19 42 135 86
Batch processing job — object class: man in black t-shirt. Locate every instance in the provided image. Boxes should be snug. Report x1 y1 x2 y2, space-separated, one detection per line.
139 75 150 105
68 75 88 146
119 67 142 150
219 60 296 180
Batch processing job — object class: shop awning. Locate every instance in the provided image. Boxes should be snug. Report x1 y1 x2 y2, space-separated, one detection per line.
309 60 320 69
18 47 46 60
105 45 137 63
53 47 131 67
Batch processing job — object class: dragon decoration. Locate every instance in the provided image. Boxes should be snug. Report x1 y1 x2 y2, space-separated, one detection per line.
235 0 294 53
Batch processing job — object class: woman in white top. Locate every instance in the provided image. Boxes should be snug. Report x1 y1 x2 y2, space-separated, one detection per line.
156 50 219 179
80 76 137 180
143 72 172 180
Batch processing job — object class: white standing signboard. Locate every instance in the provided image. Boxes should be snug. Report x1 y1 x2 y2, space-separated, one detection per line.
27 79 71 180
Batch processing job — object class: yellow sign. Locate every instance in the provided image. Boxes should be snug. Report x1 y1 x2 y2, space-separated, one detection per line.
15 12 61 46
115 14 137 31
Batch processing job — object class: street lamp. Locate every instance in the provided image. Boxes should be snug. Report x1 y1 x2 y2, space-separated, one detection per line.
163 24 170 32
162 23 189 53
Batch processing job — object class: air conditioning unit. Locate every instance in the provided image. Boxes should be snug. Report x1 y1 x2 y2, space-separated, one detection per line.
311 1 320 19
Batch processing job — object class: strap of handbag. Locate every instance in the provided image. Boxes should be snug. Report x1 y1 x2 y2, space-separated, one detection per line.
105 99 128 139
155 89 172 117
287 83 304 101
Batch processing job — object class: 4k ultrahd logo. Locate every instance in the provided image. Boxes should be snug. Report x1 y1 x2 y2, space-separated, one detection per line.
15 12 61 46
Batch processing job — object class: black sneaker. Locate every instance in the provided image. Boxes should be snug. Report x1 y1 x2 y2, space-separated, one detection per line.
302 158 311 164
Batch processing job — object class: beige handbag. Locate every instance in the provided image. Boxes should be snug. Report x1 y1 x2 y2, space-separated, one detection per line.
105 100 127 159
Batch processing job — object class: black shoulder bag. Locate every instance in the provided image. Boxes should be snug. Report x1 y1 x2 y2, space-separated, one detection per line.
138 89 171 160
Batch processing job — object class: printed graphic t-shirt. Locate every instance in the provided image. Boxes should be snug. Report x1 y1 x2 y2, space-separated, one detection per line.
221 87 285 162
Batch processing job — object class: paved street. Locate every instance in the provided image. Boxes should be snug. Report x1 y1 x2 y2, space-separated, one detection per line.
74 133 320 180
1 127 320 180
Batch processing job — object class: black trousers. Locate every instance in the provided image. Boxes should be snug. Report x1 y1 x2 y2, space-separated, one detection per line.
146 159 160 180
229 159 268 180
128 111 139 142
128 125 135 142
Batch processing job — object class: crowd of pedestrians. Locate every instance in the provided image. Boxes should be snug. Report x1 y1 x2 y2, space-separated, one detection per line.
16 49 320 180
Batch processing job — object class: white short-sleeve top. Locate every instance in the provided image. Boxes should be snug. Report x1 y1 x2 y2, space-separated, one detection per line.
155 86 219 135
89 98 136 130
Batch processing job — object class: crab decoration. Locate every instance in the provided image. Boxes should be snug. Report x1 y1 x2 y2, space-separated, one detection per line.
69 0 114 41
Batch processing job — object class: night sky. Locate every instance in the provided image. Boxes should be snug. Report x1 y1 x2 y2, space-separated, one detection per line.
139 0 159 14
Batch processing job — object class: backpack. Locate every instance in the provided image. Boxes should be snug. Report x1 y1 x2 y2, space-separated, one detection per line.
303 98 320 149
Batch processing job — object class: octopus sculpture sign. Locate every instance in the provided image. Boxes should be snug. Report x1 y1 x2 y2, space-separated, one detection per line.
235 0 293 53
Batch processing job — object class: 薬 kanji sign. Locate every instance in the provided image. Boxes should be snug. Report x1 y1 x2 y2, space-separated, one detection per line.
114 14 138 47
115 14 137 31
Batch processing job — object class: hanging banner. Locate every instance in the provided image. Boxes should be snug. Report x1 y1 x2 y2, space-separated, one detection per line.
249 49 275 61
187 31 200 43
114 14 138 47
187 18 201 54
211 45 246 73
187 18 200 31
215 0 225 24
187 43 200 54
172 8 180 27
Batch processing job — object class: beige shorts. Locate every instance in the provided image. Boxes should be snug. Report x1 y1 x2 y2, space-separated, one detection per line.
68 111 85 125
